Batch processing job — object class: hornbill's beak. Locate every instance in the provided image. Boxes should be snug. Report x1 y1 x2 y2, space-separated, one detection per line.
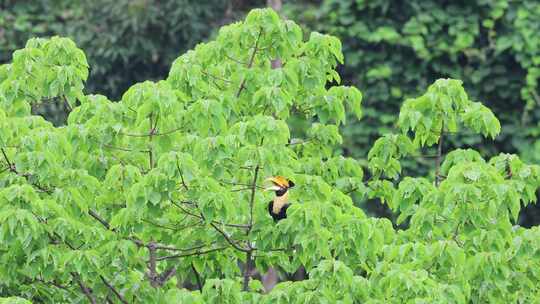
264 177 283 191
264 176 294 191
264 185 283 191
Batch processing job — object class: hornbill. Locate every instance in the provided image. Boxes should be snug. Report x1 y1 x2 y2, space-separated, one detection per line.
264 176 295 222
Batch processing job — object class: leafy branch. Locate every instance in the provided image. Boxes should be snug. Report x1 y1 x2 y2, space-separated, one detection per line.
236 27 263 98
99 275 128 304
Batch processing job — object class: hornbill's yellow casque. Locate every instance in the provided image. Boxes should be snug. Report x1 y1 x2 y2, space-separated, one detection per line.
265 176 295 222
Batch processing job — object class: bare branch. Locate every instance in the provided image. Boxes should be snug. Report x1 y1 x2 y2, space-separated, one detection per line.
176 156 189 191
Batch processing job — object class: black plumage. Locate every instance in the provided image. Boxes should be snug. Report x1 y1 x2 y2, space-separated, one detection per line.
268 201 290 222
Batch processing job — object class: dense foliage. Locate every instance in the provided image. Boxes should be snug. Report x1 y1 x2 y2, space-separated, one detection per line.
286 0 540 159
1 8 540 303
285 0 540 224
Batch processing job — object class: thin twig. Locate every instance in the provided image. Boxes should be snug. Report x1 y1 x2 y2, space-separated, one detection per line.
201 70 232 83
218 180 265 190
210 222 250 252
88 210 110 230
153 242 214 252
191 263 204 291
1 151 53 194
148 113 155 169
0 166 9 175
242 161 260 292
265 246 297 252
224 53 248 65
35 278 69 290
103 144 150 153
404 154 440 159
156 246 228 261
100 275 128 304
176 156 189 191
72 272 97 304
0 147 13 169
230 187 253 192
63 95 73 112
119 126 183 138
286 139 311 146
141 218 178 231
435 125 444 186
171 201 250 229
248 165 260 232
236 28 263 98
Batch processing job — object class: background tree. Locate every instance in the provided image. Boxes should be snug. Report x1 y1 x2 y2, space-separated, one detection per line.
0 0 263 124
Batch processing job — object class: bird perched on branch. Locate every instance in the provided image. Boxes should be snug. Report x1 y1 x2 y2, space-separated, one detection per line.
265 176 295 222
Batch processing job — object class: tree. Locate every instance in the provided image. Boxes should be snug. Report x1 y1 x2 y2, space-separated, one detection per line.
285 0 540 226
285 0 540 164
1 8 540 303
